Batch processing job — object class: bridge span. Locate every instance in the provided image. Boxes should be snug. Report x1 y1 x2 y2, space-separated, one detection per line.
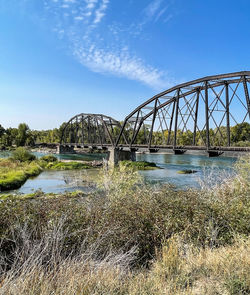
59 71 250 163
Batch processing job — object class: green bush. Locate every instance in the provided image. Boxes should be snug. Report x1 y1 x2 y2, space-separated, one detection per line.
11 147 36 162
119 160 159 170
40 154 58 163
47 161 91 170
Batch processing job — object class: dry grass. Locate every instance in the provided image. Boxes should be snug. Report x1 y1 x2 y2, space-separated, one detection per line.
0 230 249 295
0 155 249 294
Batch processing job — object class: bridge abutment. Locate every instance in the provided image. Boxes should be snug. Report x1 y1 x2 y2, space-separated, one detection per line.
57 144 75 154
107 148 136 166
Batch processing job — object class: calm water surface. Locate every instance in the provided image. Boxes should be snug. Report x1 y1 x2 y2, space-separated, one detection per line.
137 153 237 189
0 151 238 194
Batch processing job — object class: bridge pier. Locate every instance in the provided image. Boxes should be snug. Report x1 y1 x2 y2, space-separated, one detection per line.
107 148 136 166
207 150 224 157
57 144 75 154
173 148 187 155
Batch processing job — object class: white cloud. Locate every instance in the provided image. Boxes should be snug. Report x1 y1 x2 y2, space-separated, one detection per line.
41 0 173 90
93 0 109 24
74 45 171 89
144 0 163 20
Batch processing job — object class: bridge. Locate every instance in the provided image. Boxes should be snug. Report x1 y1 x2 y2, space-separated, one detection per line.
59 71 250 163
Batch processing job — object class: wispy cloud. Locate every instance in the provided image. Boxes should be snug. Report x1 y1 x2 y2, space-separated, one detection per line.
144 0 163 20
93 0 109 24
40 0 175 89
74 45 173 89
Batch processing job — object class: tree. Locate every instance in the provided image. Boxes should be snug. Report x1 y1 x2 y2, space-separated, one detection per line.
16 123 30 146
0 124 5 138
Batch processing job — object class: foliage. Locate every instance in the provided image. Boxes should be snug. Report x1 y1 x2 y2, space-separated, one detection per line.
40 154 58 163
46 161 91 170
178 169 198 174
11 147 36 162
0 122 249 147
119 160 159 170
0 156 249 267
0 156 249 293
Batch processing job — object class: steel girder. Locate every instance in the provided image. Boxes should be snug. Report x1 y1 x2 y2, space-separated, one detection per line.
60 113 127 147
115 71 250 150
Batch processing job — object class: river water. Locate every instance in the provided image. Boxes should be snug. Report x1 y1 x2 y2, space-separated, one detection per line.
0 151 238 194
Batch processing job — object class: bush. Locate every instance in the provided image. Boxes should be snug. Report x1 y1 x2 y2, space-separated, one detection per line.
40 154 58 163
11 147 36 162
47 161 91 170
119 160 159 170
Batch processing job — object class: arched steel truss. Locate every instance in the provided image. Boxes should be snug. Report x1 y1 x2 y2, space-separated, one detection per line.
115 71 250 151
60 113 127 147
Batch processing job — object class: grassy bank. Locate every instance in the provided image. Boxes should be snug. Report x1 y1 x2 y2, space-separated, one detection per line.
0 159 42 191
0 156 249 294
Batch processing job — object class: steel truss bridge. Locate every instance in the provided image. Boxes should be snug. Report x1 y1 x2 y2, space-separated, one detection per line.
60 71 250 156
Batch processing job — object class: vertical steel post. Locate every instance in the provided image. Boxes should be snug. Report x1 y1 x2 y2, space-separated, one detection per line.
148 99 158 148
132 111 140 144
242 76 250 120
87 116 90 144
81 116 84 145
205 81 210 149
70 122 73 143
225 82 230 146
173 89 180 148
75 117 78 144
193 89 200 145
167 100 176 145
131 120 143 146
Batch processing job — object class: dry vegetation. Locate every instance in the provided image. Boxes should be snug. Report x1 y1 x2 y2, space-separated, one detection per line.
0 155 249 294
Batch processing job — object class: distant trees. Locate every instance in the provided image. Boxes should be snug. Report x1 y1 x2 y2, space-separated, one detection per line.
0 123 66 147
0 122 249 148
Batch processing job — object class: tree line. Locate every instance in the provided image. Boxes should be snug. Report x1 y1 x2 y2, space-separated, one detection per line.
0 122 249 148
0 123 66 147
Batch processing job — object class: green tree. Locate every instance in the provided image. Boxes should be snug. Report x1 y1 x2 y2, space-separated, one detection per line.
16 123 30 146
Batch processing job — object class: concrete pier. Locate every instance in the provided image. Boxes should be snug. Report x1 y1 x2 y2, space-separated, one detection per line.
107 148 136 166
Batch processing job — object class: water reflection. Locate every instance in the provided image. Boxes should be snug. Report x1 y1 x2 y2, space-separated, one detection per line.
5 169 98 195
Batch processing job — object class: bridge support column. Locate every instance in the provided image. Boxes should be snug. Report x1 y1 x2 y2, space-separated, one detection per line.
57 144 75 154
173 148 187 155
207 150 224 157
108 148 136 166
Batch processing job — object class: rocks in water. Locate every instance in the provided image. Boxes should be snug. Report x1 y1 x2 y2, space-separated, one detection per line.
177 169 198 174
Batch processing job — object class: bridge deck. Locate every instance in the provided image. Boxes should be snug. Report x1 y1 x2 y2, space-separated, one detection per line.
61 143 250 152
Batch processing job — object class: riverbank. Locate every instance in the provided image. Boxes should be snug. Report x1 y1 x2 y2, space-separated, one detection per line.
0 148 162 192
0 150 99 192
0 156 249 294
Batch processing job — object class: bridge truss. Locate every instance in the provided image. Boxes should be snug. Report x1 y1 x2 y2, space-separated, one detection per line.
115 71 250 152
60 113 127 147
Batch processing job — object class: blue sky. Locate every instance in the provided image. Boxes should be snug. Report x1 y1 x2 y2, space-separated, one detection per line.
0 0 249 130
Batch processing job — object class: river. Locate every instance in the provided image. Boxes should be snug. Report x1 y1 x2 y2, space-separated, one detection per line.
0 151 238 194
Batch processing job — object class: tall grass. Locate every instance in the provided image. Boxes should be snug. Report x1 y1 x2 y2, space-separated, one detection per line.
0 158 42 191
0 155 249 294
0 228 249 294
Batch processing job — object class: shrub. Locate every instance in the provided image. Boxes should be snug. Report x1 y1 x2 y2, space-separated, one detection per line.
11 147 36 162
119 160 159 170
40 154 58 163
47 161 91 170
